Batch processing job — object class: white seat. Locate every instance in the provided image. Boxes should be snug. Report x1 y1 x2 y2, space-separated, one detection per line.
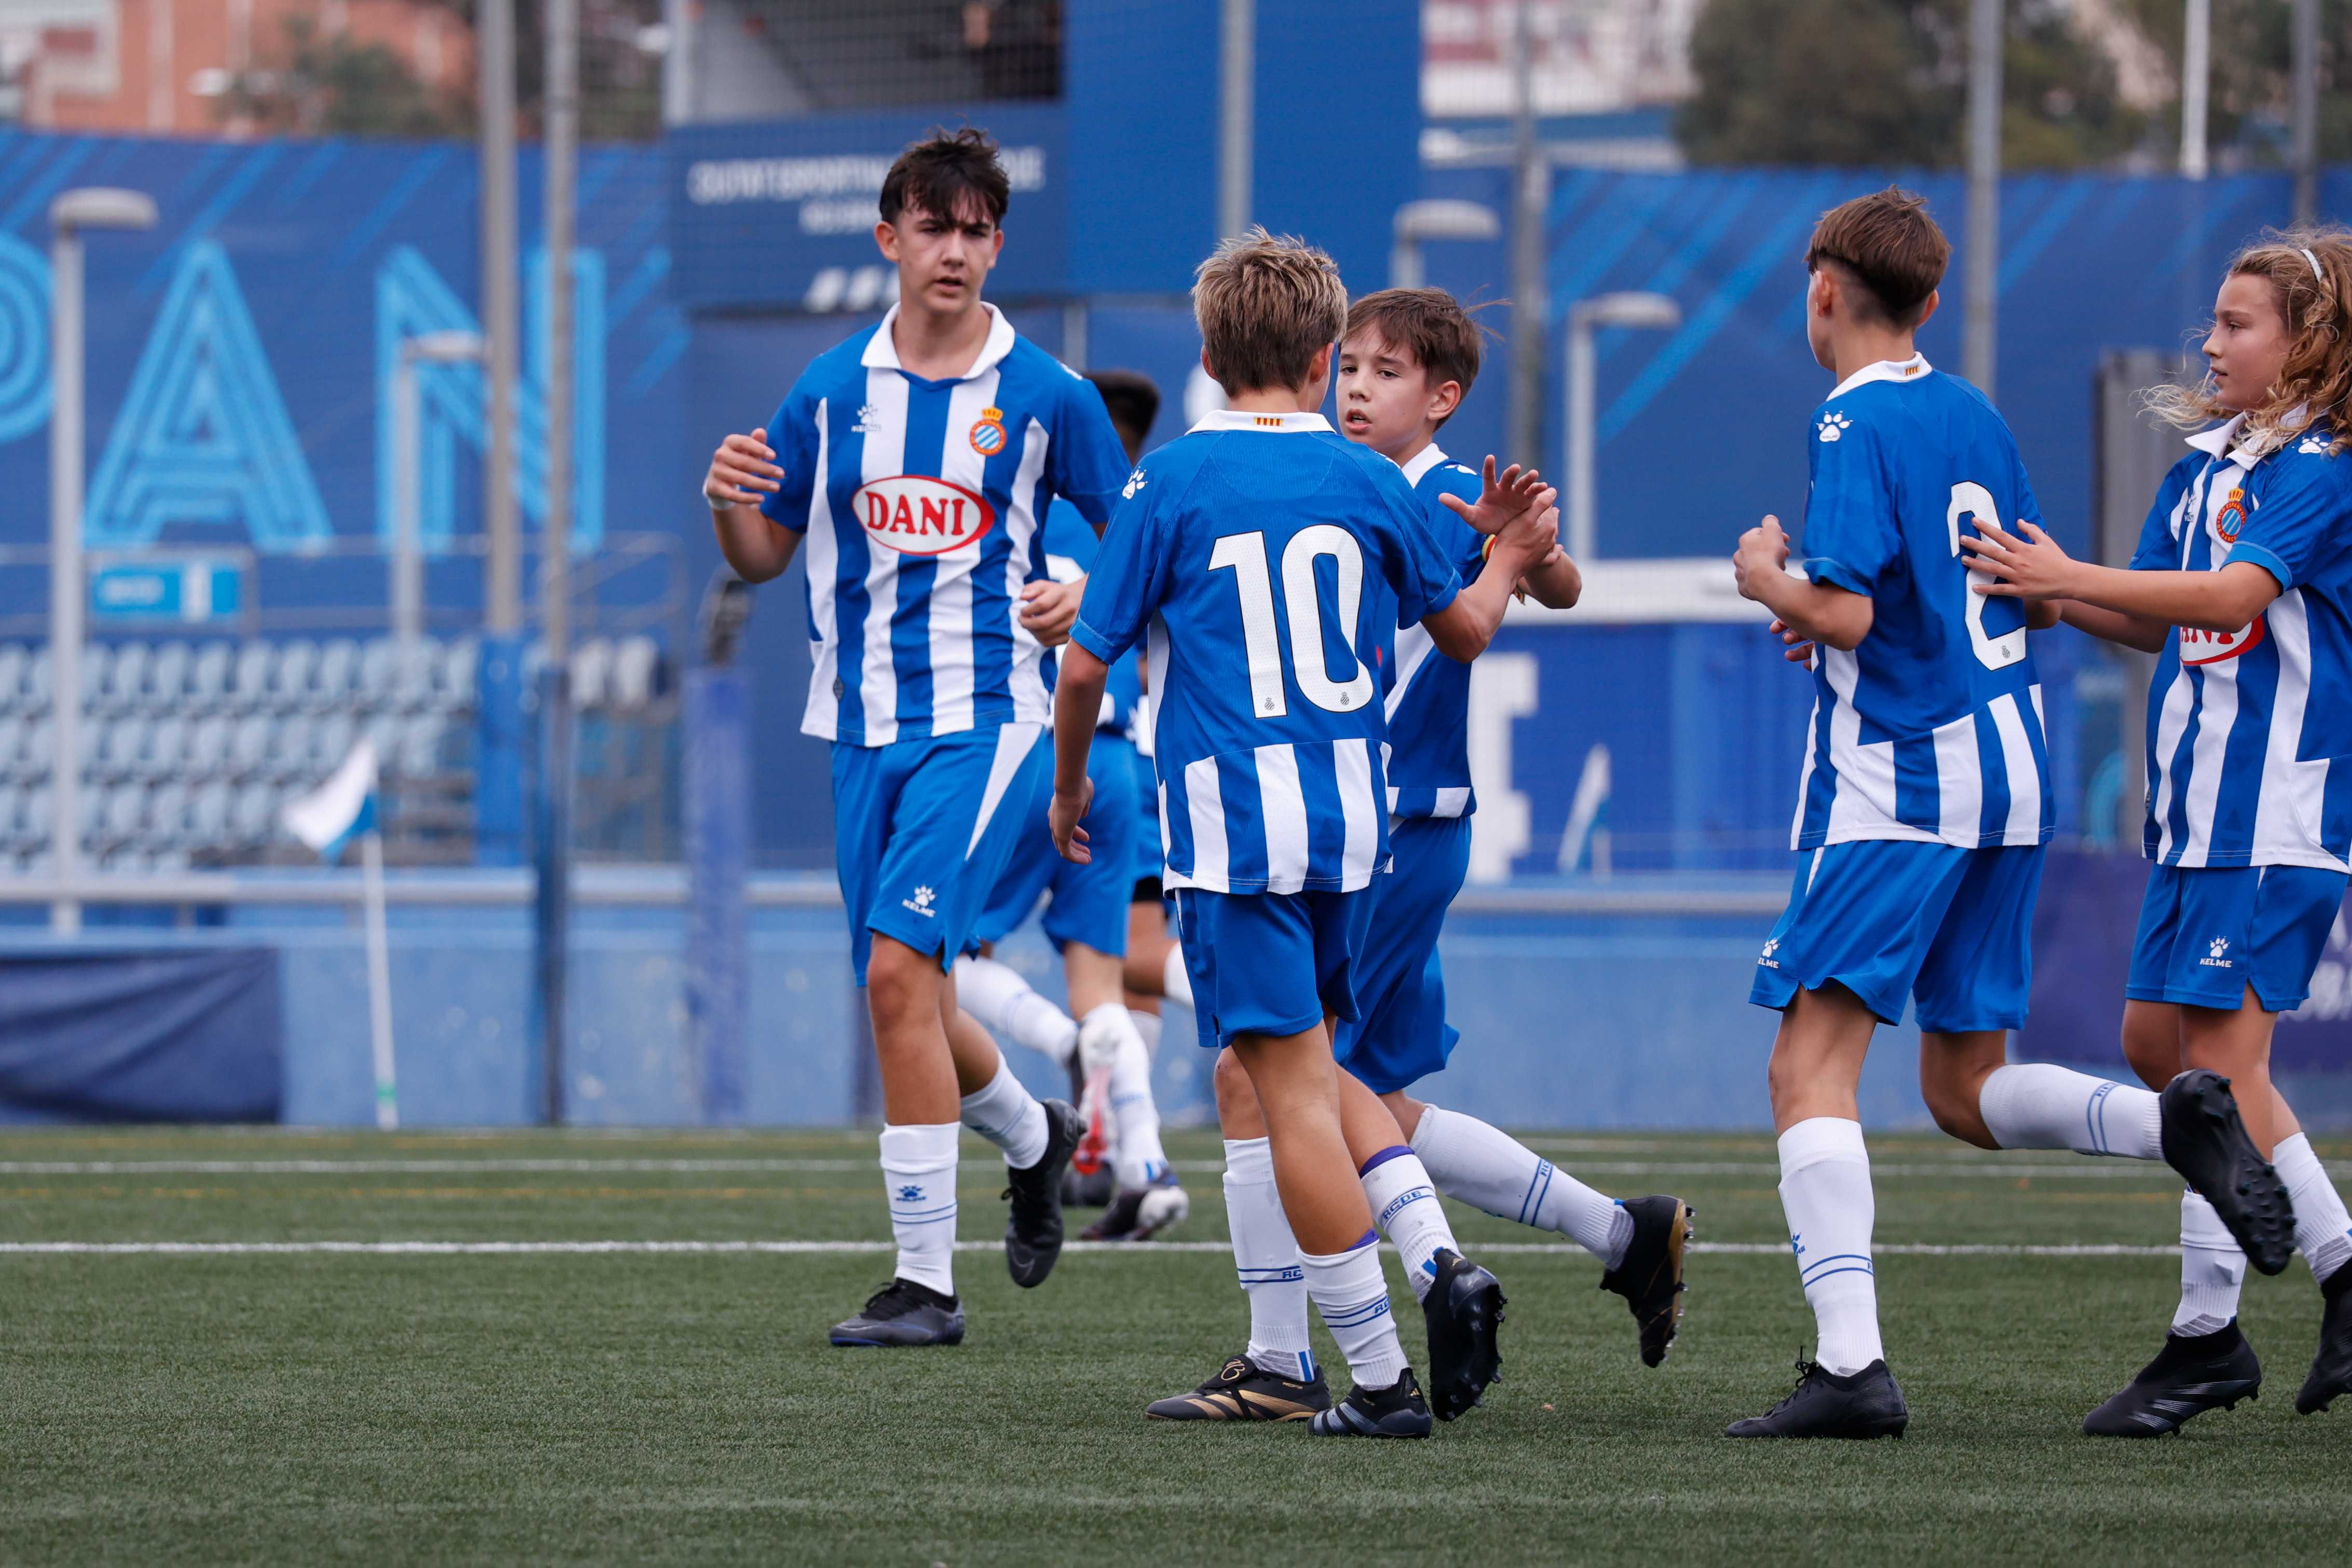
189 642 233 709
147 641 191 711
187 781 231 842
315 712 357 772
439 638 479 707
24 648 50 715
0 644 25 710
97 716 146 780
229 714 275 776
570 639 613 710
314 639 360 707
145 779 188 848
609 636 661 710
185 715 230 778
77 643 113 713
392 638 440 713
21 717 52 780
273 639 318 712
103 781 146 841
230 782 279 844
143 715 187 780
0 714 21 778
271 714 316 781
106 642 151 712
399 715 445 777
232 643 274 711
359 637 399 700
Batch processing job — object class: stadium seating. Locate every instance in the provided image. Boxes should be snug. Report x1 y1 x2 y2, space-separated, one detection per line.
0 634 666 870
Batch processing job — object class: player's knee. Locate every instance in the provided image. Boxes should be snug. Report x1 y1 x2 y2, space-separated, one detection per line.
1213 1048 1264 1134
1920 1076 1998 1149
865 939 937 1034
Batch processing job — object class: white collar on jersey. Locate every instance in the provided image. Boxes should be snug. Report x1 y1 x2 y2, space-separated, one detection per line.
1826 352 1932 401
1187 409 1334 434
860 302 1018 380
1398 443 1450 485
2186 410 2302 468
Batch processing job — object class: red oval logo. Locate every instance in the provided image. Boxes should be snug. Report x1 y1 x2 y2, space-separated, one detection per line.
852 474 996 556
2181 617 2266 666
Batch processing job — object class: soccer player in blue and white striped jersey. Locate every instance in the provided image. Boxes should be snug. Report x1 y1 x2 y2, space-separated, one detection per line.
1050 231 1559 1436
703 129 1130 1349
1958 228 2352 1431
1726 189 2056 1439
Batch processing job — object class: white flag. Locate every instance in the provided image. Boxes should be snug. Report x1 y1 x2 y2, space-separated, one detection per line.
282 739 380 861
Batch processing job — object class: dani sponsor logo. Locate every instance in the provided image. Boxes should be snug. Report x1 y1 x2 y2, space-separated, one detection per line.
854 474 995 555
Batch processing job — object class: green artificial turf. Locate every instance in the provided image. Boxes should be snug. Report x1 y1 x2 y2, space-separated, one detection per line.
3 1127 2348 1565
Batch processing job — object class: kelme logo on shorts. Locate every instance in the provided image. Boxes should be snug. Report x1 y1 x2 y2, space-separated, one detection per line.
854 474 995 555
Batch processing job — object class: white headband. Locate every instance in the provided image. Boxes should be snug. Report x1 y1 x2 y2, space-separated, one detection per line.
2303 247 2326 285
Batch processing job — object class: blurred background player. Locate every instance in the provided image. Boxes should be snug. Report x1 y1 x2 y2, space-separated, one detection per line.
954 369 1191 1241
703 127 1129 1348
1723 189 2056 1439
1055 230 1558 1437
1953 228 2352 1434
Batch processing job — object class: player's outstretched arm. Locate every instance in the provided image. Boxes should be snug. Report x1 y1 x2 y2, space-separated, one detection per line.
1962 520 2275 635
704 427 802 583
1424 505 1560 661
1516 544 1581 609
1050 646 1109 863
1732 516 1872 650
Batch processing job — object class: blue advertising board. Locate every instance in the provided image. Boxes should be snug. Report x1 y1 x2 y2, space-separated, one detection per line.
88 555 244 624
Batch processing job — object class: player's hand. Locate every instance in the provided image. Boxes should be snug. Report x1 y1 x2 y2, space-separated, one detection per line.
1961 519 2081 600
1769 618 1815 665
1442 455 1555 537
1050 778 1095 863
1019 578 1083 646
705 428 781 508
1732 515 1791 603
1492 503 1559 569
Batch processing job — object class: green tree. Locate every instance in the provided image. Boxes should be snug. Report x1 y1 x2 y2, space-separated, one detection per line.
1678 0 2147 169
2117 0 2352 165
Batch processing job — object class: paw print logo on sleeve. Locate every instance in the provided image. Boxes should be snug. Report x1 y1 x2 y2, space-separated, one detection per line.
1121 467 1149 500
1817 413 1853 444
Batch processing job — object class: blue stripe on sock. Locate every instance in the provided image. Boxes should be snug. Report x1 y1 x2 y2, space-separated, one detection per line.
1798 1251 1872 1282
1349 1229 1379 1251
2086 1081 2114 1155
1301 1348 1316 1382
1800 1263 1877 1285
1519 1160 1554 1226
1357 1146 1413 1177
1320 1299 1393 1328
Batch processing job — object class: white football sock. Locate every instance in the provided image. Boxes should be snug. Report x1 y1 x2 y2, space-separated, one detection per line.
878 1122 959 1298
1777 1117 1883 1376
1359 1147 1456 1302
2176 1189 2246 1335
1299 1235 1409 1390
2274 1133 2352 1284
1079 1004 1168 1189
1978 1063 2161 1158
1409 1103 1633 1268
1161 946 1194 1009
959 1057 1049 1169
952 955 1079 1066
1223 1137 1313 1383
1127 1007 1163 1054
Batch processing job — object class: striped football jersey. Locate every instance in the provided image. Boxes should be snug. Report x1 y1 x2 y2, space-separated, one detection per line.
1382 444 1489 819
2136 416 2352 869
1789 356 2055 851
760 304 1129 746
1071 410 1463 894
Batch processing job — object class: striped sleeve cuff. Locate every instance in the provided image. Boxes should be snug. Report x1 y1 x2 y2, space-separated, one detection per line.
2227 540 2293 592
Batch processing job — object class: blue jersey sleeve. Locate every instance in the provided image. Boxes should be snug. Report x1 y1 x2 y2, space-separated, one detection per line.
1368 459 1461 626
2230 442 2352 591
1424 467 1491 583
1798 409 1897 596
1051 377 1132 530
2126 455 2201 573
756 382 821 530
1071 469 1170 667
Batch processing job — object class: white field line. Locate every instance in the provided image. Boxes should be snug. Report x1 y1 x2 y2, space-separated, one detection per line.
0 1158 2324 1180
0 1239 2185 1258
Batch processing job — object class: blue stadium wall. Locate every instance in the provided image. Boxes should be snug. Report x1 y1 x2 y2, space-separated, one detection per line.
0 128 2341 872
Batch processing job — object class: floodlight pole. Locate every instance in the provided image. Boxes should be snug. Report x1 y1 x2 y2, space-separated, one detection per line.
1507 0 1547 470
1217 0 1253 238
1963 0 2002 398
392 332 486 652
480 0 519 635
2180 0 2209 180
2291 0 2318 224
47 187 156 934
536 0 579 1129
1565 292 1681 564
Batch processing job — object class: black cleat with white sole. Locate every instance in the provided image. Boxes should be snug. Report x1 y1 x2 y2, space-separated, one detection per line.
829 1278 966 1347
1600 1195 1694 1367
2160 1070 2295 1275
1725 1356 1908 1439
2084 1321 2261 1436
1309 1367 1433 1439
2297 1266 2352 1415
1421 1248 1506 1421
1145 1354 1332 1422
1002 1098 1083 1288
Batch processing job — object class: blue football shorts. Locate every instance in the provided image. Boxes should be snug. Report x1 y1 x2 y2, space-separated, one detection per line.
2127 862 2349 1012
830 721 1048 985
1171 885 1376 1053
1749 840 2045 1033
1131 742 1164 898
1333 814 1473 1095
968 732 1140 958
